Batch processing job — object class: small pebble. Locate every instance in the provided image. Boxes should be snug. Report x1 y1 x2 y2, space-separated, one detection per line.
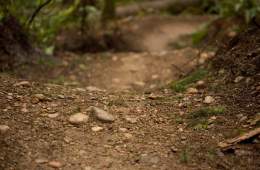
34 94 46 101
91 107 115 123
125 117 137 124
48 113 59 118
0 125 10 134
186 87 198 94
234 76 244 83
14 81 30 87
69 113 89 124
35 158 48 164
124 133 133 139
119 128 128 132
91 126 103 132
203 96 215 104
48 161 62 168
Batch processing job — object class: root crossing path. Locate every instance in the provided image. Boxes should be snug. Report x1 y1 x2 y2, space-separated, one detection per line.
0 16 220 170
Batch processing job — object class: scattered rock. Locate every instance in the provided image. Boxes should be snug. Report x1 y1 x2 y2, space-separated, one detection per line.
203 96 215 104
48 161 63 168
248 113 260 126
35 158 48 164
124 133 133 139
239 116 248 122
112 78 121 83
236 114 244 118
74 87 86 92
86 86 103 92
7 95 13 100
199 52 210 64
57 95 65 99
178 128 184 132
181 136 186 140
119 128 128 132
34 94 46 101
21 107 29 113
196 80 206 89
148 94 163 100
14 81 30 87
31 97 40 104
133 81 145 87
48 113 60 118
234 76 244 83
84 166 92 170
218 69 225 75
0 125 10 134
186 87 198 94
91 126 104 132
125 116 137 124
112 56 118 61
91 107 115 123
69 113 89 124
152 74 159 79
228 31 237 37
209 116 217 124
170 146 178 153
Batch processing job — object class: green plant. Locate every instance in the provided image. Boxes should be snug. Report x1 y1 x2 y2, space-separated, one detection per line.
171 69 208 92
188 106 225 130
190 106 225 119
193 122 209 130
50 75 66 85
213 0 260 23
180 149 189 164
192 23 209 45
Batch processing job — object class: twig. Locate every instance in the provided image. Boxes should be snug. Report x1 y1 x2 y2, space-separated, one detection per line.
27 0 52 26
219 127 260 151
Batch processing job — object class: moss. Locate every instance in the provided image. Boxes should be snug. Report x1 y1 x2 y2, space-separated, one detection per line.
188 106 226 130
171 69 208 92
190 106 226 119
180 149 189 164
192 24 209 45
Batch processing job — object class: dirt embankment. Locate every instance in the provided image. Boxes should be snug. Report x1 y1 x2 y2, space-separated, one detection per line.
212 24 260 113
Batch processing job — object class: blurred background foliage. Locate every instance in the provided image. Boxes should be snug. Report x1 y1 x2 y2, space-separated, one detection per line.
0 0 259 52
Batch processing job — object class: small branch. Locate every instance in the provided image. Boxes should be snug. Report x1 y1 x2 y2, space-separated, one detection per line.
27 0 52 26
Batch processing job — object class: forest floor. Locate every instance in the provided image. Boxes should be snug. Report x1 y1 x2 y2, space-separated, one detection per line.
0 15 259 170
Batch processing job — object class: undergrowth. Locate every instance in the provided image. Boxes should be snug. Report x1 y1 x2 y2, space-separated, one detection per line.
170 69 208 92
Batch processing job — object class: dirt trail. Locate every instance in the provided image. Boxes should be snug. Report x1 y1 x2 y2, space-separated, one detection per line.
3 15 256 170
59 16 206 91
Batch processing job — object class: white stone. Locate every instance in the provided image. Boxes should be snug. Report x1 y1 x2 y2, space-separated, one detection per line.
14 81 30 87
86 86 103 92
234 76 244 83
91 107 115 123
91 126 103 132
48 113 59 118
48 161 62 168
69 113 89 124
125 117 137 124
186 87 198 94
203 96 215 104
0 125 10 134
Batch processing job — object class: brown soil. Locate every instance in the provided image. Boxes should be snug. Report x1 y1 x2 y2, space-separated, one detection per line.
1 15 259 170
212 24 260 115
119 15 211 52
